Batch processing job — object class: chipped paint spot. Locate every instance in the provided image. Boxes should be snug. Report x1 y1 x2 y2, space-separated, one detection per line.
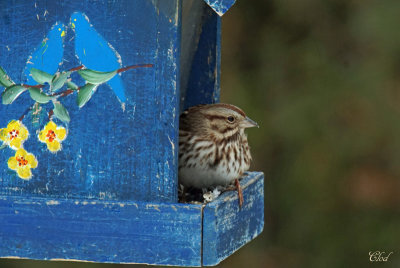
146 204 161 212
46 200 60 205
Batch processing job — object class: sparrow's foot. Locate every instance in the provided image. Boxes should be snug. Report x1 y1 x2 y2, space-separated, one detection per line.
235 178 244 208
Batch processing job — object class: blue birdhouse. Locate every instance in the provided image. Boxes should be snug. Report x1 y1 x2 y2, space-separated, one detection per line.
0 0 264 266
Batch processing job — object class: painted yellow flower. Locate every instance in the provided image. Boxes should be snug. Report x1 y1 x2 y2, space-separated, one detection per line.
38 121 67 152
0 120 29 150
8 148 38 180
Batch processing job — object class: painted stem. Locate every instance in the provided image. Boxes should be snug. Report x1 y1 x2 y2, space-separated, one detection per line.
69 65 84 72
18 63 153 120
117 64 153 73
22 84 43 89
52 63 153 98
52 89 77 98
48 109 54 121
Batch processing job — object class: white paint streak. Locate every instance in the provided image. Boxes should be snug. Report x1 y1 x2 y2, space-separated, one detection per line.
146 204 161 212
167 135 175 153
46 200 60 205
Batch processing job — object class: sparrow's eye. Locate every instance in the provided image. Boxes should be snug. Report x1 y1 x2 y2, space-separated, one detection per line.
227 116 235 123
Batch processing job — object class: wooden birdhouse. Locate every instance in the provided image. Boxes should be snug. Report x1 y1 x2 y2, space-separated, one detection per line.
0 0 264 266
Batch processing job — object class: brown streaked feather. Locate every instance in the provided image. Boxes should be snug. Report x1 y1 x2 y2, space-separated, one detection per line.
178 103 254 191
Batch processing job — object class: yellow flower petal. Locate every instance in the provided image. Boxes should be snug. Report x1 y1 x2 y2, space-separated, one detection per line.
19 125 29 140
46 121 57 131
7 120 19 130
47 140 61 152
38 130 47 142
26 154 38 169
55 127 67 141
7 157 18 170
10 138 22 149
17 166 32 180
15 148 27 158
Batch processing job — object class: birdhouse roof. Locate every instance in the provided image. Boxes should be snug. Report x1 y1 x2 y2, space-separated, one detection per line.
203 0 237 16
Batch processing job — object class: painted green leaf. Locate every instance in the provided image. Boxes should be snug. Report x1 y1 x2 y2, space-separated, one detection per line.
30 68 53 84
2 85 26 104
28 88 53 104
77 69 117 84
67 81 79 90
51 71 70 92
77 83 97 108
53 101 70 123
0 67 15 87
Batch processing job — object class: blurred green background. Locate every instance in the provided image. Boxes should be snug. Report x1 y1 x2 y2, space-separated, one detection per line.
2 0 400 267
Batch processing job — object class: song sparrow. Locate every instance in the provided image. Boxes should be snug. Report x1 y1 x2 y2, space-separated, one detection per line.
179 103 258 207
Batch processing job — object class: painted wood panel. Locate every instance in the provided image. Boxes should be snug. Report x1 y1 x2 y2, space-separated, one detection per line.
0 195 203 266
0 0 180 202
0 172 264 266
203 172 264 266
181 4 221 110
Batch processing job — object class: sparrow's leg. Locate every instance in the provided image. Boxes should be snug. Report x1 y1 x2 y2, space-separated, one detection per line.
235 178 244 208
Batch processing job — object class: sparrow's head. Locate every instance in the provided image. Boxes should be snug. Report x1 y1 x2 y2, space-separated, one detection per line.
180 103 258 139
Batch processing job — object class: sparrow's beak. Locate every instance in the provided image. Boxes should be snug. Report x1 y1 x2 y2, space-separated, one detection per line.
241 116 259 128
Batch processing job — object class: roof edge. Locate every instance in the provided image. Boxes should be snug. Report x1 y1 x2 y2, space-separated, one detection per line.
203 0 237 16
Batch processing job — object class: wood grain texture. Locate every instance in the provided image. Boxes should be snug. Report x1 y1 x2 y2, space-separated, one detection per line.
0 0 180 202
181 4 221 111
203 172 264 266
0 172 264 266
0 195 203 266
